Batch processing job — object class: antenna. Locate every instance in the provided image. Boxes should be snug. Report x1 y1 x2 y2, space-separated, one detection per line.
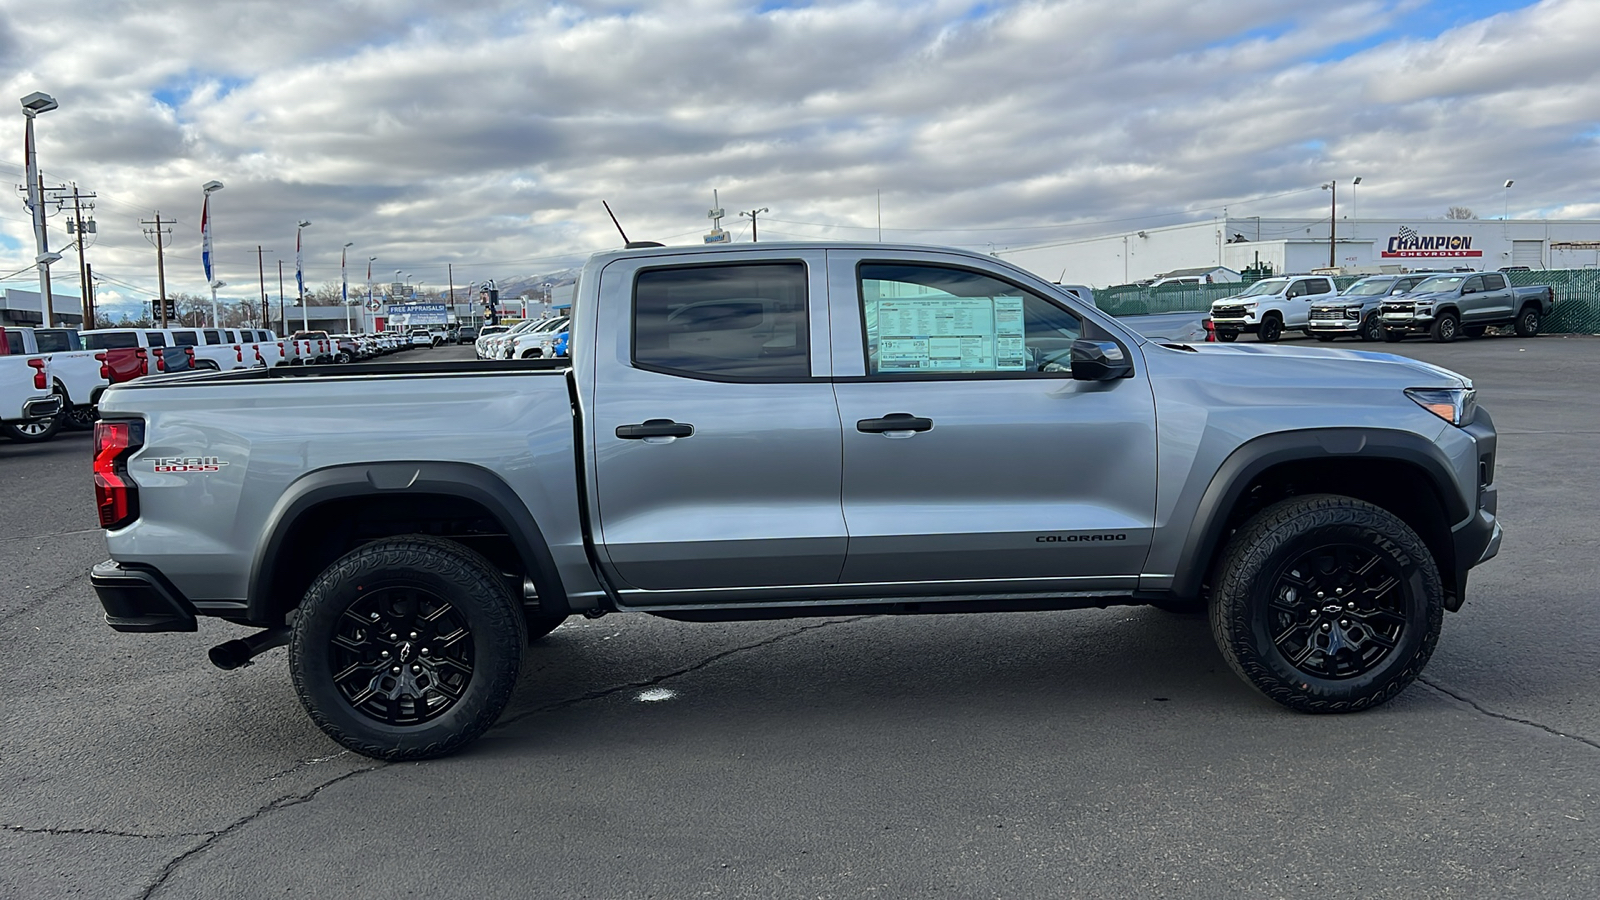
602 200 630 245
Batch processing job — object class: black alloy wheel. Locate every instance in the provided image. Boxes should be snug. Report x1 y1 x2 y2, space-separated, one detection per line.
1429 312 1459 343
290 535 526 760
1360 314 1383 342
1515 306 1542 337
1210 494 1442 712
1257 316 1283 343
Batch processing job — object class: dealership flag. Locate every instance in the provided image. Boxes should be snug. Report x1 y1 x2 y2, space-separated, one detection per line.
295 229 305 298
201 195 214 283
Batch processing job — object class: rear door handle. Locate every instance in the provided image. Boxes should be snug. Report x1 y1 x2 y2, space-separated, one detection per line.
616 419 695 440
856 413 933 435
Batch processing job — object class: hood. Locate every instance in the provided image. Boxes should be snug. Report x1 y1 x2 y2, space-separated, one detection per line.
1392 290 1451 303
1180 343 1471 389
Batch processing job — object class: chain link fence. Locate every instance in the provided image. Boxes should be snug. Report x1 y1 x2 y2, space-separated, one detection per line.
1090 270 1600 334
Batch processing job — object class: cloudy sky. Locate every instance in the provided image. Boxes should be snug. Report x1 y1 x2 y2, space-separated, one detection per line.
0 0 1594 320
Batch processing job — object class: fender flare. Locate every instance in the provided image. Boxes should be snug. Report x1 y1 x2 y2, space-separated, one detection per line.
246 461 568 624
1169 427 1470 599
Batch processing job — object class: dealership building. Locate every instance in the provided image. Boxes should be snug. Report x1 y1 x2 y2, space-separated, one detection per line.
998 217 1600 288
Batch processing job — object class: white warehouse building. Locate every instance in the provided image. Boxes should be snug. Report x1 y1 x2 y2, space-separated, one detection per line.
998 217 1600 288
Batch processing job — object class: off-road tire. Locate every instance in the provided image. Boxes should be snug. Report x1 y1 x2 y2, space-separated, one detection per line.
1514 305 1542 338
1208 494 1443 713
1360 314 1383 342
289 535 527 761
1429 312 1459 343
1381 329 1406 343
1257 315 1283 343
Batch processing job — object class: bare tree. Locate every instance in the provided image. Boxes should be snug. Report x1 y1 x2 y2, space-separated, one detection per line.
1445 206 1479 220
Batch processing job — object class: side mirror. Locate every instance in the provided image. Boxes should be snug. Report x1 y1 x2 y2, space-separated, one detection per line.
1070 339 1133 381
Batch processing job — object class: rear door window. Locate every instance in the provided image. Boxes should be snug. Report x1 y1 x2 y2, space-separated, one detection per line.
169 330 199 346
84 332 139 350
34 330 80 352
3 331 21 355
203 329 224 344
632 263 809 381
1482 273 1507 291
145 332 167 347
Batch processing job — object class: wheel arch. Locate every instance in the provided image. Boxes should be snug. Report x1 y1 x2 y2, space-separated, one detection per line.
246 461 569 629
1171 428 1470 608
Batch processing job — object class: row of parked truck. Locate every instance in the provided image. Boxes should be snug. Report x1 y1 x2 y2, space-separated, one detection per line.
1209 271 1555 343
1 325 441 445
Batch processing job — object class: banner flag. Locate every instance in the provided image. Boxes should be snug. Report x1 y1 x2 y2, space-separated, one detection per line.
201 196 214 283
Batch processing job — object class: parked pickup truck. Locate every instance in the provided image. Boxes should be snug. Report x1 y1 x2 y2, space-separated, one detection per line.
1307 273 1440 343
1210 275 1338 342
3 326 109 437
0 341 61 436
90 241 1503 761
1380 271 1555 342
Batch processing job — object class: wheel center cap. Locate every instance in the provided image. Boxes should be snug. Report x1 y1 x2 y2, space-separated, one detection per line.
397 641 413 662
1322 604 1344 615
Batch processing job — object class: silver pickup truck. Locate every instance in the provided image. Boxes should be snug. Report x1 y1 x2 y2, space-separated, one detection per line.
90 242 1503 760
1380 271 1554 342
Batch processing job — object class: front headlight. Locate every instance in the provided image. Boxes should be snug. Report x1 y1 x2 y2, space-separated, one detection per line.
1345 306 1363 317
1406 387 1477 426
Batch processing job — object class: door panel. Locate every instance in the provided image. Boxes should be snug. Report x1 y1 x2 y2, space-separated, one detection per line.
826 250 1158 590
589 251 847 595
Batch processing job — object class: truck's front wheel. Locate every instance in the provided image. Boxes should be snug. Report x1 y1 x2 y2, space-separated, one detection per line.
1209 494 1442 713
289 535 527 761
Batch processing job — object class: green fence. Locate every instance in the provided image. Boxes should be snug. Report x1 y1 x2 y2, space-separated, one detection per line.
1092 270 1600 334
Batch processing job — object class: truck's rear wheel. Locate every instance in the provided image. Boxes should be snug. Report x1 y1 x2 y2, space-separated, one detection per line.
289 535 527 761
1514 305 1542 337
1209 494 1442 713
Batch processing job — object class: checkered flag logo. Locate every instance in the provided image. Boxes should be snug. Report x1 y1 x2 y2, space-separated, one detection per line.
1397 225 1419 246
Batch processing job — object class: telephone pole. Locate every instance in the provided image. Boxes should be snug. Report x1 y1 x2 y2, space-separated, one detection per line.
277 260 286 335
64 183 98 327
257 247 270 328
740 207 769 242
141 212 173 326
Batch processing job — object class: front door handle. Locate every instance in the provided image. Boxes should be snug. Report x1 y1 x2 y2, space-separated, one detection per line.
616 419 695 440
857 413 934 435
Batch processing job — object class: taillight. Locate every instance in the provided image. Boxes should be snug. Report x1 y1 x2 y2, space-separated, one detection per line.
155 351 166 372
27 357 46 389
135 348 149 377
235 344 243 362
278 341 286 357
1203 319 1217 342
184 347 195 369
97 352 110 380
93 420 143 529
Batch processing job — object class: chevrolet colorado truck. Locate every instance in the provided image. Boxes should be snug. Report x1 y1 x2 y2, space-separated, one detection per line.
90 242 1502 760
1379 271 1554 342
1307 273 1439 343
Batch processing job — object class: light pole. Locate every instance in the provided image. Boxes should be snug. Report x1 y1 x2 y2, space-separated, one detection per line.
1503 179 1515 220
341 242 354 333
202 180 224 325
366 257 376 333
21 91 60 327
1321 181 1338 268
295 220 312 332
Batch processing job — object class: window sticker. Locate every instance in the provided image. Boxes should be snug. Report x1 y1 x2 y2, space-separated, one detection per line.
873 295 1027 372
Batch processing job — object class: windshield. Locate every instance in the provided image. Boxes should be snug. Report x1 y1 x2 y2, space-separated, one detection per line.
1340 279 1394 297
1413 275 1465 292
1239 279 1289 297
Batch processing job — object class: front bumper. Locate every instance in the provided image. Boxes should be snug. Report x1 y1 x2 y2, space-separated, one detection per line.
91 559 197 632
1446 410 1502 609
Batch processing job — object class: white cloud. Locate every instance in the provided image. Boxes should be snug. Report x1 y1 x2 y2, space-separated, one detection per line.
0 0 1594 309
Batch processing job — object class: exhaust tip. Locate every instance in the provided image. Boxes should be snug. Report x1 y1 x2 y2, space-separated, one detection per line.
208 627 290 670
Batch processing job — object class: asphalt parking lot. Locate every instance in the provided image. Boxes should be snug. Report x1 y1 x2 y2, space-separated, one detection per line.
3 334 1598 899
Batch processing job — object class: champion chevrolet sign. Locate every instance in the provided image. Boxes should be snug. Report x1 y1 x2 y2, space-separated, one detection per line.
1381 225 1483 258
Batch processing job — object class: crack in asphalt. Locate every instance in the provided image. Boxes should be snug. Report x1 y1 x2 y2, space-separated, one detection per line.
497 616 868 728
1 823 215 841
0 571 92 629
1420 676 1600 752
135 617 860 896
0 526 102 545
138 767 378 900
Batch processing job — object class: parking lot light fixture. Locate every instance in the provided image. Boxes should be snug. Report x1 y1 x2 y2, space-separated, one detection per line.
1504 180 1515 220
341 242 354 333
22 91 60 326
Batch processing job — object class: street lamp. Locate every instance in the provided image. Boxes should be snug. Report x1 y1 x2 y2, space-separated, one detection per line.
21 91 60 326
202 181 225 326
1504 179 1515 220
341 242 354 333
296 220 312 332
366 257 377 332
1321 181 1338 268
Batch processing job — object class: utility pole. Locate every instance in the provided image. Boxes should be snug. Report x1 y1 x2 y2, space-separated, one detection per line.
141 212 173 326
65 183 97 327
84 264 94 328
257 247 270 328
277 260 286 335
1322 181 1337 268
448 263 455 324
740 207 769 242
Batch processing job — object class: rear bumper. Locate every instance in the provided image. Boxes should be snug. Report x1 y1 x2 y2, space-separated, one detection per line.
91 559 197 632
18 394 63 421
